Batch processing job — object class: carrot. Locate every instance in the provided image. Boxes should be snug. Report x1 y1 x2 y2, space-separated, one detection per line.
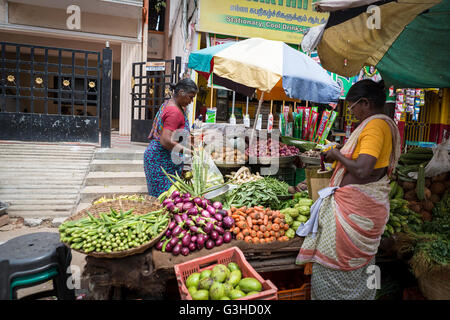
251 230 257 238
227 209 232 217
256 219 262 225
267 222 272 230
253 225 259 232
275 231 281 238
231 207 237 213
270 236 276 242
231 214 240 220
283 236 289 241
244 236 253 243
264 215 269 225
272 223 280 231
264 231 271 238
252 237 260 244
272 212 279 219
283 224 289 231
279 229 285 236
236 233 244 241
252 219 258 226
274 218 281 225
279 222 285 230
232 227 240 235
257 231 264 239
246 216 253 229
236 221 247 229
260 225 266 233
279 213 285 219
242 228 251 237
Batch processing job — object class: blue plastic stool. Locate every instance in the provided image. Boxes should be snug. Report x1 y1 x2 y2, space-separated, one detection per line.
0 232 75 300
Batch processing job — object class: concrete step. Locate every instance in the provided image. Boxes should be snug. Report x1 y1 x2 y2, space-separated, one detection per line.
7 204 75 211
0 144 95 151
0 199 77 205
0 179 85 185
0 185 81 189
90 160 144 172
0 188 80 195
85 171 147 186
6 210 74 219
94 148 145 161
80 185 148 203
0 163 90 170
0 194 79 201
0 154 93 161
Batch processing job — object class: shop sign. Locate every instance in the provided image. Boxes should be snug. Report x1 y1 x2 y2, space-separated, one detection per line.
146 61 166 72
198 0 329 45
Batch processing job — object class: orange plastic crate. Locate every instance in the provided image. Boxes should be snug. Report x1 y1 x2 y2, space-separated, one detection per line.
277 263 312 300
174 246 278 300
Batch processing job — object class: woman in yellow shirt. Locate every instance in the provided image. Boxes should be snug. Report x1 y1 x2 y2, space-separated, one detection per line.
296 80 401 300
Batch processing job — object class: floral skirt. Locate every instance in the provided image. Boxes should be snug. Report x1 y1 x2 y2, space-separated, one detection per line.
143 140 183 197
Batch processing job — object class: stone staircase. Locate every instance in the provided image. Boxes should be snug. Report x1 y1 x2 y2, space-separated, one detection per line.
76 148 148 212
0 143 95 219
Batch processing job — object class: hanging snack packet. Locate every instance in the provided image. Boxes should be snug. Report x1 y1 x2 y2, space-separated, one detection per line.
315 110 331 143
243 114 250 127
319 111 338 144
256 114 263 131
302 107 311 140
205 108 217 123
307 111 319 141
267 113 274 133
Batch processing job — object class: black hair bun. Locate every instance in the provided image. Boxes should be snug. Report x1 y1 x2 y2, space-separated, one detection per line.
169 83 176 91
377 80 386 91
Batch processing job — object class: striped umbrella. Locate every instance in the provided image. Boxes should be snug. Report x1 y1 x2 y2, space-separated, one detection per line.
304 0 450 88
187 37 340 104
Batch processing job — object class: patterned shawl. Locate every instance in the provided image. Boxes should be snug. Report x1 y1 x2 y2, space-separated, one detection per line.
296 114 401 271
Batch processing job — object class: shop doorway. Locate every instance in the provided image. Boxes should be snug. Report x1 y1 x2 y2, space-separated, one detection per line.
130 57 181 143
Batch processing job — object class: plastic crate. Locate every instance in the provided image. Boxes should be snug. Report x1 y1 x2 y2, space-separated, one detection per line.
277 262 312 300
174 246 278 300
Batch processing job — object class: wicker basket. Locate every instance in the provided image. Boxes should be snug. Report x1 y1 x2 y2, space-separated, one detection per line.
63 197 169 259
417 265 450 300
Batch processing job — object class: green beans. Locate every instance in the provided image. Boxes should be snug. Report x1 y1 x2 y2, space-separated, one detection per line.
59 208 169 253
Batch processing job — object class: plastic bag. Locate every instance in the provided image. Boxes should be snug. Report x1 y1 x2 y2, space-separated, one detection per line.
301 23 326 53
192 147 224 189
424 139 450 177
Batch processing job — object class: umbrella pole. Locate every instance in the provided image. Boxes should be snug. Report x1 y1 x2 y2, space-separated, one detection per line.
250 92 265 146
210 73 214 109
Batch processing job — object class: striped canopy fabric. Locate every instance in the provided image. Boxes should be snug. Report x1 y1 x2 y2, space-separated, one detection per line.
188 37 340 104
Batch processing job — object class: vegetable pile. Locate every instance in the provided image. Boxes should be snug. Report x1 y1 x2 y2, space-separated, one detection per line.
211 146 247 164
229 206 296 243
245 138 299 158
383 198 424 237
156 191 234 256
93 194 146 205
279 192 313 232
224 177 290 210
225 167 263 184
185 263 263 300
59 208 169 253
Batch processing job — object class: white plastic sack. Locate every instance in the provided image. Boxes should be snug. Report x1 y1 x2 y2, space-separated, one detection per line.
424 139 450 177
301 23 326 53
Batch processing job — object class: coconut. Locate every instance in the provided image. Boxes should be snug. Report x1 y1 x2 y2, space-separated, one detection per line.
430 182 446 195
402 181 416 191
420 210 432 222
404 189 418 202
408 201 422 213
430 194 441 204
425 178 431 188
431 172 447 183
421 200 434 212
424 187 432 200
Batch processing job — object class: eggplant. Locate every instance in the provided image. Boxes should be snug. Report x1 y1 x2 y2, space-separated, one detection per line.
215 226 225 235
162 199 173 207
212 201 223 210
223 232 232 243
205 239 215 249
217 209 228 216
217 221 223 228
193 197 203 206
182 234 191 247
155 241 164 250
181 213 188 221
201 210 211 218
165 242 174 252
165 230 172 237
168 221 177 230
172 244 182 256
214 213 223 222
196 235 205 246
215 236 223 246
201 199 208 209
172 226 182 237
210 230 219 240
174 197 183 205
171 190 180 200
204 222 214 234
206 205 216 215
182 193 191 199
222 216 235 229
187 207 198 216
181 247 190 256
190 235 197 243
166 202 175 212
178 230 186 239
196 242 204 250
182 202 194 211
188 242 197 252
174 215 182 225
189 225 199 233
175 202 184 211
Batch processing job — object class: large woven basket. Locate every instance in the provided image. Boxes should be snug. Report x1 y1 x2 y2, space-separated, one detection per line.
417 265 450 300
63 196 169 259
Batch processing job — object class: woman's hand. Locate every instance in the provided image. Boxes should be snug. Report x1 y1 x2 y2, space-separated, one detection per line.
323 148 342 162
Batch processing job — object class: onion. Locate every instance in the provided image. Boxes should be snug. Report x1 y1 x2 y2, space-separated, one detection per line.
174 196 183 204
205 239 215 249
188 242 197 252
215 236 223 246
171 190 180 200
182 202 194 211
172 244 182 256
223 232 232 243
214 213 223 222
210 230 219 240
155 241 164 250
206 205 216 215
181 247 190 256
222 216 235 229
212 202 223 210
